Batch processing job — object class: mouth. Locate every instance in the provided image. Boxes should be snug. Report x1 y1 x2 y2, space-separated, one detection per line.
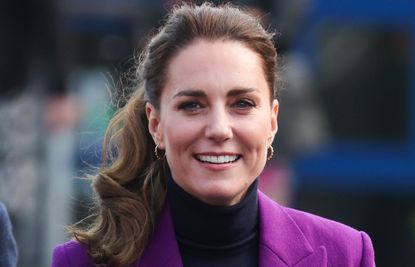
195 154 241 164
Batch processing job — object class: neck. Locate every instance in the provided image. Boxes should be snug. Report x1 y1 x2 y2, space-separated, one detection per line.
167 176 259 247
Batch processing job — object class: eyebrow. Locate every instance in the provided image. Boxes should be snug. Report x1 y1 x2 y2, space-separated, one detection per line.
173 89 206 98
172 87 260 98
227 87 260 97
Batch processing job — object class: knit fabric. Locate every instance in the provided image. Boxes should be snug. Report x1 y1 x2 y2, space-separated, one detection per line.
167 176 259 267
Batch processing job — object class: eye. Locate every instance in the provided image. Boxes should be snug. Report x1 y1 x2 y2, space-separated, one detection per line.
178 101 203 111
233 99 256 109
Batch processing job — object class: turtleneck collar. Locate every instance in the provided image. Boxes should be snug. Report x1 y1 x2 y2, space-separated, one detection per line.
167 175 259 248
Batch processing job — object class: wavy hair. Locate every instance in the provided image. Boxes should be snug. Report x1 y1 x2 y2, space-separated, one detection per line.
70 2 279 266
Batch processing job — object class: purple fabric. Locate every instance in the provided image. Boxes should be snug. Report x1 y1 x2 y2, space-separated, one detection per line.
51 192 375 267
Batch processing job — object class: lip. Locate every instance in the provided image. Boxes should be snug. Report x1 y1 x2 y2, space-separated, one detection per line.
195 152 241 156
193 152 241 171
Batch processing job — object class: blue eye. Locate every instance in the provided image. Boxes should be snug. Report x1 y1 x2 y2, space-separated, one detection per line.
234 99 256 109
178 102 202 111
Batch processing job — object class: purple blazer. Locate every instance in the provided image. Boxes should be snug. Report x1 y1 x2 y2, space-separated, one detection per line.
52 192 375 266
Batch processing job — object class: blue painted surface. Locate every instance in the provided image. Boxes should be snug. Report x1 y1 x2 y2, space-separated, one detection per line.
312 0 415 23
293 0 415 189
67 16 133 35
410 31 415 149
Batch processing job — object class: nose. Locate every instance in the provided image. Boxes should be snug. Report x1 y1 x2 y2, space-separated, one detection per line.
204 106 233 142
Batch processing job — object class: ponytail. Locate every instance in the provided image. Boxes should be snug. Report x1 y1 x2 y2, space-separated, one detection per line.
70 88 167 267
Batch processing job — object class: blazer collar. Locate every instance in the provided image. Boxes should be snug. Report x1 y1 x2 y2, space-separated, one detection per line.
137 192 327 267
258 192 327 267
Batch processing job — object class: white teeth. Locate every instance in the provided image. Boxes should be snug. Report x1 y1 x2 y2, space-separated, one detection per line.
197 155 239 164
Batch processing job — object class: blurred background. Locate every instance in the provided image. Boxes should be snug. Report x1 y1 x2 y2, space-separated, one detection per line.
0 0 414 266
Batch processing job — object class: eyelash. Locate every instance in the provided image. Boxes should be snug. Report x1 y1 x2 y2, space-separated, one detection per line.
233 99 256 109
177 99 256 112
178 101 203 111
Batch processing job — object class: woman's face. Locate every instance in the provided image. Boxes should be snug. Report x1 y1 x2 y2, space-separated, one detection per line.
147 39 278 206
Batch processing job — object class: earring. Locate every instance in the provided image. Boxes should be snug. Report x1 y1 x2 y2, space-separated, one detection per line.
154 144 165 160
267 146 274 161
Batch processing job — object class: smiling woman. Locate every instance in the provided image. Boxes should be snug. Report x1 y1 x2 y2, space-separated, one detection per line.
52 2 375 267
146 40 278 206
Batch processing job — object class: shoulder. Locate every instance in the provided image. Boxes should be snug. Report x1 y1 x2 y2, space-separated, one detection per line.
285 206 362 242
52 240 95 267
285 207 375 265
0 202 18 267
258 192 375 266
287 206 371 245
0 202 8 222
0 202 13 238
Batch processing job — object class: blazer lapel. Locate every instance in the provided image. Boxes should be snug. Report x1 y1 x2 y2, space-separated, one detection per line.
136 192 328 267
258 192 327 267
135 203 183 267
293 246 327 267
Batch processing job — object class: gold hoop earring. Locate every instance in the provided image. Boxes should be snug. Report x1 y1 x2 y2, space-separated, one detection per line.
154 144 165 160
267 146 274 161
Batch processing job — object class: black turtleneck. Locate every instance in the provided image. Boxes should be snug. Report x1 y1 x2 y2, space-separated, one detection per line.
167 176 259 267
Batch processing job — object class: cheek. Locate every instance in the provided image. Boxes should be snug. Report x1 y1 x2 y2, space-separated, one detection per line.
162 118 201 155
236 116 272 150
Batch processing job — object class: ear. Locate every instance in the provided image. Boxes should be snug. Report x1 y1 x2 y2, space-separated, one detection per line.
267 99 279 146
145 102 165 149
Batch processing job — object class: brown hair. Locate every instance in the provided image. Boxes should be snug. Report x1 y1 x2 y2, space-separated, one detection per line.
70 2 278 266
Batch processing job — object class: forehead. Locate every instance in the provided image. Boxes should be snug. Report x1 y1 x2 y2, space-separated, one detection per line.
162 39 269 99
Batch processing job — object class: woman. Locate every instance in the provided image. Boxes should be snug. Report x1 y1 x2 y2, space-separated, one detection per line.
52 3 375 267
